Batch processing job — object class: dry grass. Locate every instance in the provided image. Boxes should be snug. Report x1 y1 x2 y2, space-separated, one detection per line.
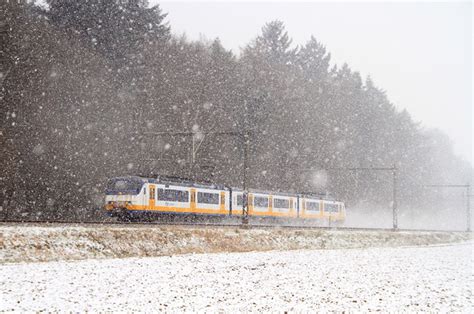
0 225 471 263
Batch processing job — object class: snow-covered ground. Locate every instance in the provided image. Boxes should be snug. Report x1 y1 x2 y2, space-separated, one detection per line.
1 242 472 311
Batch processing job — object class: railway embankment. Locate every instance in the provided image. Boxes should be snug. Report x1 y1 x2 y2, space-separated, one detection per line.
0 224 471 263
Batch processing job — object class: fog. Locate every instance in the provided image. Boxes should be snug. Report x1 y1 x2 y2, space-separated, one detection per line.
158 0 473 164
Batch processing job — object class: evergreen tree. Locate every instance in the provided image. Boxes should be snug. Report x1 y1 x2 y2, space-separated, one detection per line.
46 0 170 63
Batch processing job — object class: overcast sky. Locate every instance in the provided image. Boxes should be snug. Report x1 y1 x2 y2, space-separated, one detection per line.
154 0 472 164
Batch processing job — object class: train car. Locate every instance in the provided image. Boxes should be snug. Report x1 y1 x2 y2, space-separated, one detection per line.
104 175 346 224
104 176 230 220
232 190 298 219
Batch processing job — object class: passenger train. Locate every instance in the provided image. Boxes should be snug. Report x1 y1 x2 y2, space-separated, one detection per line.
104 175 346 223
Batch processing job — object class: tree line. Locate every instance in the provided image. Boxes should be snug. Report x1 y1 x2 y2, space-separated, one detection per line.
1 0 471 220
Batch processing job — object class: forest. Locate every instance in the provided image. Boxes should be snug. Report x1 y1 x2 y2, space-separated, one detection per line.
1 0 472 220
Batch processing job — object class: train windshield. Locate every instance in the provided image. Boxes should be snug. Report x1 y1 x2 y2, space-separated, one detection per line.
105 178 144 195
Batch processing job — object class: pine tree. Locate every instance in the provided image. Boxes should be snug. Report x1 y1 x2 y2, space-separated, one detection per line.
46 0 170 63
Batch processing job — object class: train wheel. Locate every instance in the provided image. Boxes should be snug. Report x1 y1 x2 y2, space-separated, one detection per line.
116 209 132 222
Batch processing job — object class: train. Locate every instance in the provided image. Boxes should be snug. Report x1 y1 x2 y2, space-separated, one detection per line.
104 175 346 224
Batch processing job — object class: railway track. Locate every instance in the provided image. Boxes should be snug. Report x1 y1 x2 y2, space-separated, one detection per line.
0 219 469 233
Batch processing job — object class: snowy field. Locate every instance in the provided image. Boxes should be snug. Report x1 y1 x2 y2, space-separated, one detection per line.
1 242 472 311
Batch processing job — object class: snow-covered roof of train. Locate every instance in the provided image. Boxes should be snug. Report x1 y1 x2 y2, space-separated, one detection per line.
113 175 341 202
132 175 228 190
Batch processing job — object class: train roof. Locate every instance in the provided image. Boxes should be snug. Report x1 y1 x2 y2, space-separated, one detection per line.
231 188 339 202
109 175 342 202
132 175 230 190
231 188 297 197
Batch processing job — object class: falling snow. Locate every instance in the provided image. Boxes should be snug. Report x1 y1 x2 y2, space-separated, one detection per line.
1 1 471 224
1 1 473 311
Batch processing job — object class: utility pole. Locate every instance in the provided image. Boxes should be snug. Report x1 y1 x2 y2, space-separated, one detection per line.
424 184 471 232
241 131 250 225
467 184 471 232
392 164 398 230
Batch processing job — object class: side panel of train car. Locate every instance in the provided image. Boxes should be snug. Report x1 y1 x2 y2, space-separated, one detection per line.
232 191 298 218
105 177 230 216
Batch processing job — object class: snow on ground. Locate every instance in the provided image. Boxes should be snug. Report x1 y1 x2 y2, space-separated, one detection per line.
0 242 472 311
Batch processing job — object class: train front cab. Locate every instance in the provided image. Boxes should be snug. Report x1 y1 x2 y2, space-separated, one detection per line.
104 177 146 217
323 201 345 226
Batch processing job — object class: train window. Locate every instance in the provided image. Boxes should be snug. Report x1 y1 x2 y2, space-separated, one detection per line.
306 201 320 211
197 192 220 205
115 181 128 190
157 189 189 202
179 191 189 202
254 196 269 208
106 178 144 194
324 203 339 212
236 194 243 206
149 187 154 200
273 198 289 209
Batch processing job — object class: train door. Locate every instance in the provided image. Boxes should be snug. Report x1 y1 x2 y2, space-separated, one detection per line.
248 193 254 214
190 188 196 212
301 198 306 217
220 191 226 213
149 185 155 209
